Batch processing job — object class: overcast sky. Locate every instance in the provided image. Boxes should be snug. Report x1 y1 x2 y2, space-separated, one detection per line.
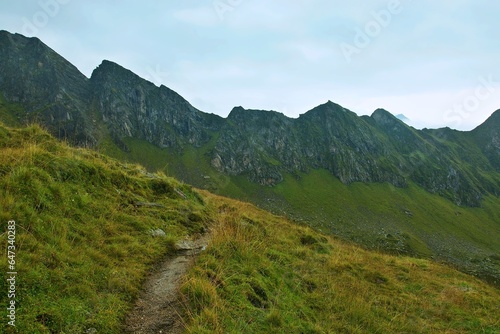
1 0 499 130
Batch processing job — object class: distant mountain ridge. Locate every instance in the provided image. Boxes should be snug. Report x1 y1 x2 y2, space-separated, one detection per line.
0 30 499 207
396 113 410 122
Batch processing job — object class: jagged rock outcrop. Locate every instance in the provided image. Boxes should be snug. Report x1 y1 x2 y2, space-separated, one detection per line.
90 60 223 150
208 101 498 206
0 30 499 206
0 31 223 151
0 30 96 146
211 107 295 185
296 103 406 186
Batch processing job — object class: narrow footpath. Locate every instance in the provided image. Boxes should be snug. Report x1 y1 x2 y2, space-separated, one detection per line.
124 235 210 334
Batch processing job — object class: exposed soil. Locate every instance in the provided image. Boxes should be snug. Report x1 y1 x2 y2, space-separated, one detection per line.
124 234 210 334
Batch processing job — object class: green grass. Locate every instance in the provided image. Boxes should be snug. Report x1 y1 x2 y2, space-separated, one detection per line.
271 169 500 282
0 96 23 127
0 123 209 333
181 192 500 333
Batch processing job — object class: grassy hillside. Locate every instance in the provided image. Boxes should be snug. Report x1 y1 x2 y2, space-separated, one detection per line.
0 124 209 333
99 136 500 284
271 170 500 281
1 123 499 333
182 191 500 333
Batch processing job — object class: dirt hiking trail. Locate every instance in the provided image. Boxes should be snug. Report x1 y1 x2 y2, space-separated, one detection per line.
124 234 210 334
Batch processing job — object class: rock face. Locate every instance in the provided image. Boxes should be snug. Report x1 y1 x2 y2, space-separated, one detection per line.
0 30 499 206
0 31 95 146
0 31 223 149
90 60 224 151
471 111 500 174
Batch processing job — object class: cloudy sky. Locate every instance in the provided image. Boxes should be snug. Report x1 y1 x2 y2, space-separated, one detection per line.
1 0 499 130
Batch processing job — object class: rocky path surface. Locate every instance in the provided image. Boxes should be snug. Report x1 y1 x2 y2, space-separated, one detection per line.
124 235 210 334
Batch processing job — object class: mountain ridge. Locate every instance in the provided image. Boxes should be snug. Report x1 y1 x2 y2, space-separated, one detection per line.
0 30 498 207
1 30 499 283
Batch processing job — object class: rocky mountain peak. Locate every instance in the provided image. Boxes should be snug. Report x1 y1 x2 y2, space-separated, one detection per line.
477 109 500 129
371 108 399 125
91 60 141 83
370 108 414 139
227 106 289 125
301 100 347 118
396 113 410 123
90 60 153 89
0 31 94 145
0 30 499 206
471 109 500 172
227 106 246 118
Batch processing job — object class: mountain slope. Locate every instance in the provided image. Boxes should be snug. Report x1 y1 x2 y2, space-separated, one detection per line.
0 30 95 145
470 110 500 174
182 190 500 333
0 31 498 207
0 123 499 333
0 30 499 283
90 60 224 151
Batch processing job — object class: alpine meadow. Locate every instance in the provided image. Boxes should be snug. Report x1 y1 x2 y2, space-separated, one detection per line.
0 27 499 334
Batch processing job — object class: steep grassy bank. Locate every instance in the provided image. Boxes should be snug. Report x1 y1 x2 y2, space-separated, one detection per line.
181 191 500 333
0 124 209 333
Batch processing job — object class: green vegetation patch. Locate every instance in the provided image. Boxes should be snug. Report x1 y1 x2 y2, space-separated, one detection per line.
181 192 500 333
271 169 500 282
